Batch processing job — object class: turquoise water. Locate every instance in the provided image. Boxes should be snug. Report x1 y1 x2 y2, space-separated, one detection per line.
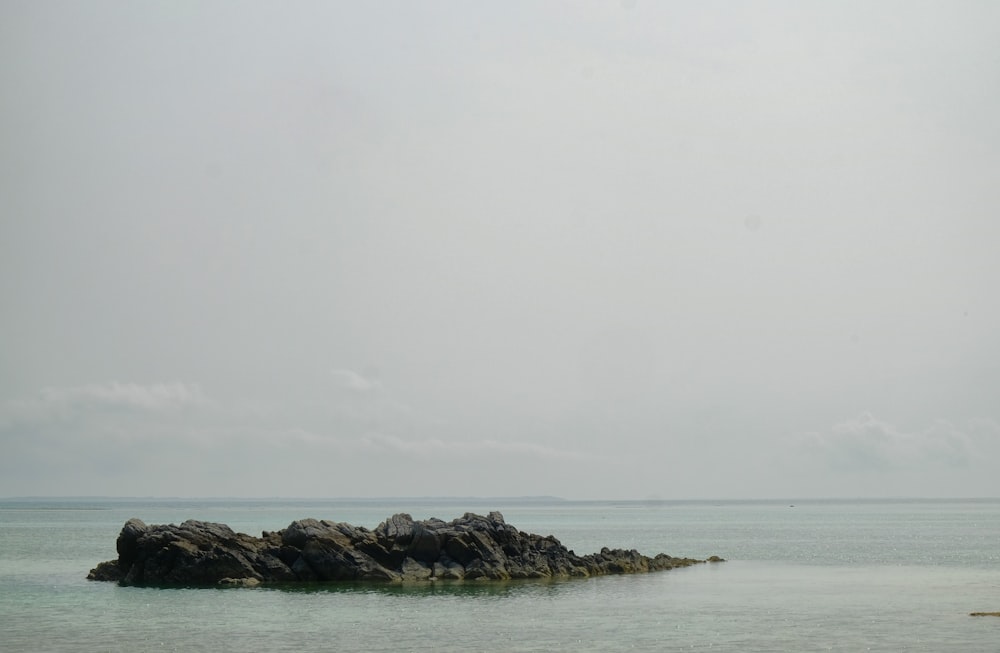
1 498 999 651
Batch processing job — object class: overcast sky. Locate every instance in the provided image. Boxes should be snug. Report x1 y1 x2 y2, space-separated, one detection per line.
2 1 998 500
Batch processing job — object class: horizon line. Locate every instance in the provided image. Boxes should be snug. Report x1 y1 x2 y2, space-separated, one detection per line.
3 495 999 503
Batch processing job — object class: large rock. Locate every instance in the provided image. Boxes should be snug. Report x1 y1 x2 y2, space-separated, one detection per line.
88 511 719 586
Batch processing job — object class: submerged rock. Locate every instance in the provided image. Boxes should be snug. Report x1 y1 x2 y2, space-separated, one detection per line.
88 512 714 586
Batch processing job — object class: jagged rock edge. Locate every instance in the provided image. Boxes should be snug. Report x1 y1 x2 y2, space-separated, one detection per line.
87 511 723 586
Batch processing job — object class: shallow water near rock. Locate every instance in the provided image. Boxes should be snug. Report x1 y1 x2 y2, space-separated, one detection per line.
2 497 999 651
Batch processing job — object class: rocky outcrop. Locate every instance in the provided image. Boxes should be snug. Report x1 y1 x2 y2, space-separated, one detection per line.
88 511 719 586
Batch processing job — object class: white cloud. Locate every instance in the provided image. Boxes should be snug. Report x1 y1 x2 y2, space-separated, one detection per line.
0 382 207 428
357 432 597 463
330 369 380 392
794 412 975 471
39 381 207 411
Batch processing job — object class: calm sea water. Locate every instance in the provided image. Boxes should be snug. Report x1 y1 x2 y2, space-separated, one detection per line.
1 497 998 652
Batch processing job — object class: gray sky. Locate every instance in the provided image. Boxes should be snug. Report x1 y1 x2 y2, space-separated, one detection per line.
2 0 998 499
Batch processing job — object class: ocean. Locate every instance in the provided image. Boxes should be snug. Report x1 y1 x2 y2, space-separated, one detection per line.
1 497 998 651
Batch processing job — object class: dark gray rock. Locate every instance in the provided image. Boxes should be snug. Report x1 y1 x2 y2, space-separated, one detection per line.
399 557 432 581
88 511 715 586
